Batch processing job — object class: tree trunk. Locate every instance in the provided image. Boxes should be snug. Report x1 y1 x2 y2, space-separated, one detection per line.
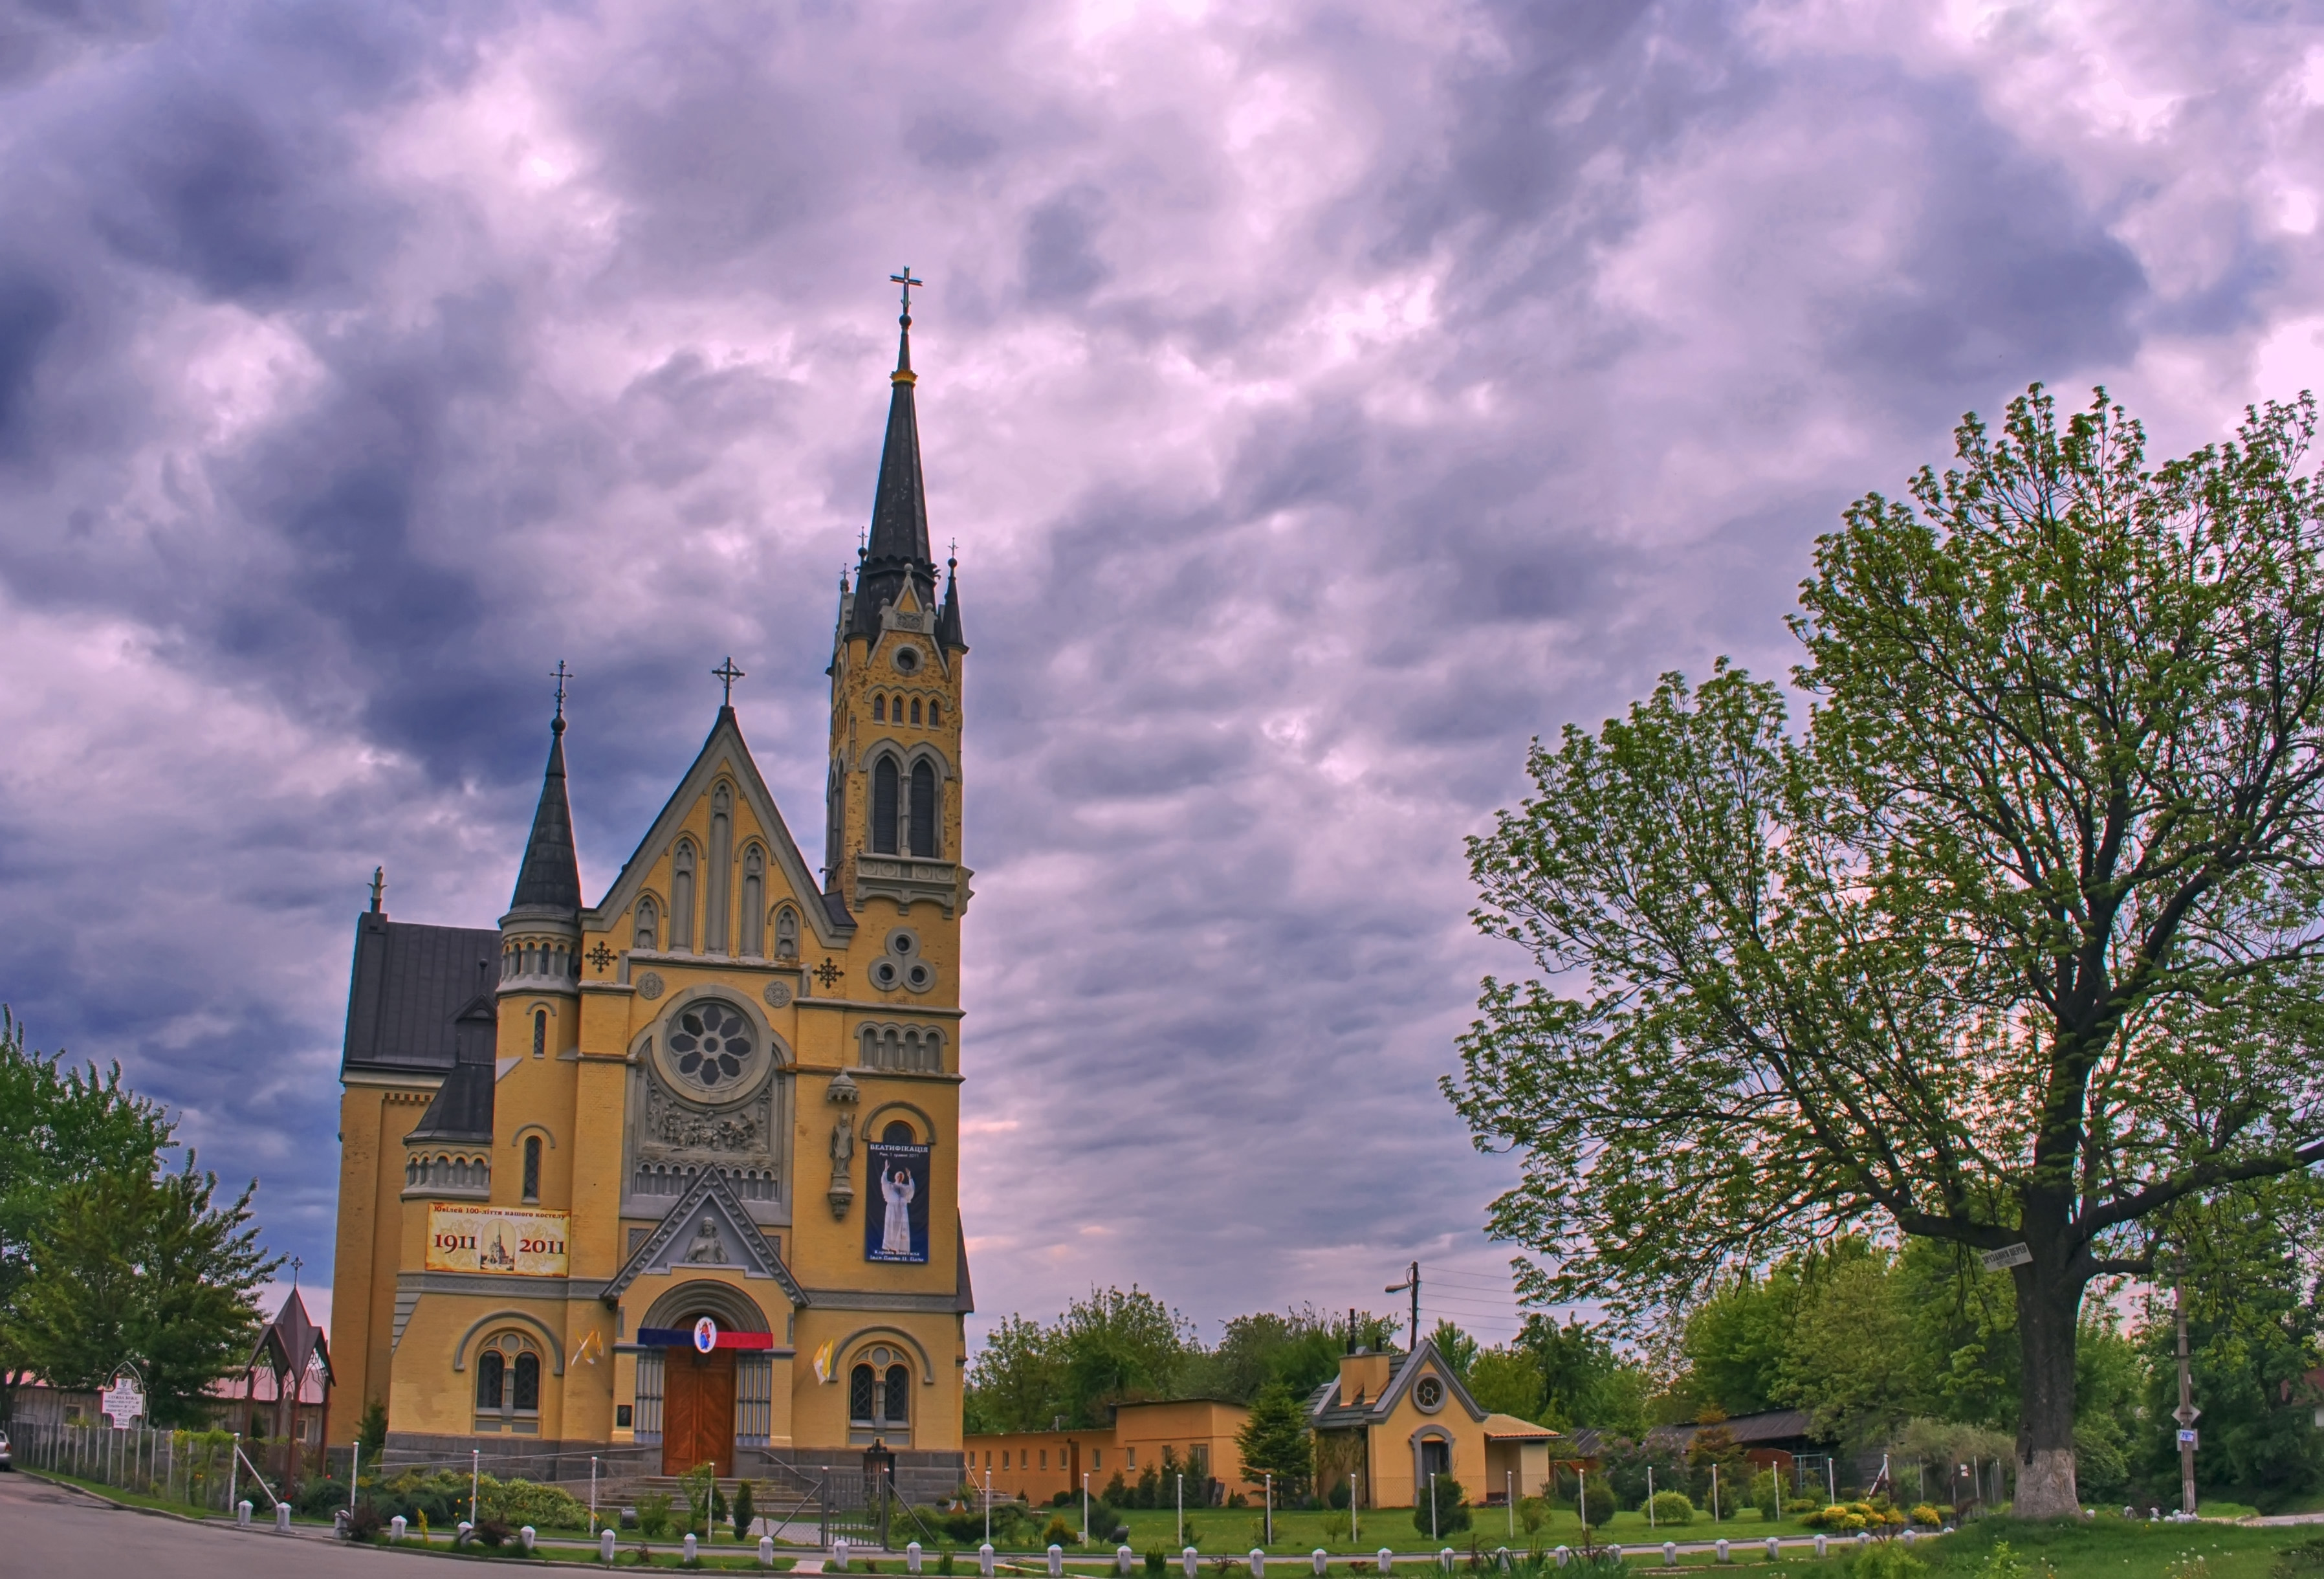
2013 1259 2085 1519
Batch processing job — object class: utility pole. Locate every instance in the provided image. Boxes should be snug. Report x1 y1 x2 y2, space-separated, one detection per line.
2173 1274 2200 1518
1386 1263 1420 1352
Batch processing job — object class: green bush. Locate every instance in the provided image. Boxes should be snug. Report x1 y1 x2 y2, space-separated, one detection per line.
1850 1543 1925 1579
735 1481 756 1541
1147 1551 1169 1574
1907 1504 1944 1527
1414 1475 1473 1537
1569 1481 1616 1527
639 1492 675 1538
1043 1514 1076 1548
1645 1491 1695 1525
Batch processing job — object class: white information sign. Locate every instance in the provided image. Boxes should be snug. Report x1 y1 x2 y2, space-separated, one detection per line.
1979 1242 2034 1271
100 1375 144 1430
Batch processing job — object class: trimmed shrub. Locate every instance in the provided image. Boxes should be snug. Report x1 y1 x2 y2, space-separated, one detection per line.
1907 1504 1944 1528
1570 1481 1616 1527
1646 1491 1695 1525
1414 1475 1473 1537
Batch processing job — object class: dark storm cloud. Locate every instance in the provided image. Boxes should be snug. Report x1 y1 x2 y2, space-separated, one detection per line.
1 0 2318 1346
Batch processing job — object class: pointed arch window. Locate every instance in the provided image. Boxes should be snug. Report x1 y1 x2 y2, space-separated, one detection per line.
928 701 941 727
741 845 767 956
706 784 734 954
871 758 900 855
635 894 659 951
532 1008 547 1059
909 698 921 725
908 762 938 857
670 841 696 951
873 694 886 722
522 1135 542 1202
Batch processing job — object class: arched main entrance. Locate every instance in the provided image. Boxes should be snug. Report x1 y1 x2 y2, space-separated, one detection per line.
642 1281 775 1477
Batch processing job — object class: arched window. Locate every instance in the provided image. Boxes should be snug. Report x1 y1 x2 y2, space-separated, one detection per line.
513 1351 540 1411
670 841 696 951
884 1364 910 1423
741 845 767 956
532 1008 547 1059
871 758 900 855
849 1364 877 1424
873 694 886 722
883 1119 915 1144
909 698 921 725
523 1136 542 1202
476 1350 505 1411
774 906 800 962
706 785 734 953
635 894 659 951
908 762 937 857
928 700 941 727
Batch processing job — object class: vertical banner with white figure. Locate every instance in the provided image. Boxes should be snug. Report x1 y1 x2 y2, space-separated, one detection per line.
862 1141 930 1263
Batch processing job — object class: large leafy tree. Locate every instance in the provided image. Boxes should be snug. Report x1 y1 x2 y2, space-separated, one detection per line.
9 1161 277 1426
0 1010 174 1419
1447 388 2324 1516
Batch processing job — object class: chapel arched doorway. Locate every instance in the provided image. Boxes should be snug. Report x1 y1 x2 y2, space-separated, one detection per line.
642 1281 777 1477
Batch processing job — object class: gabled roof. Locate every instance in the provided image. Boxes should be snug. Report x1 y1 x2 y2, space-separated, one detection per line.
602 1167 808 1306
1648 1408 1819 1451
1304 1338 1488 1431
249 1286 333 1386
340 914 500 1079
584 706 849 948
1482 1413 1558 1441
507 716 582 917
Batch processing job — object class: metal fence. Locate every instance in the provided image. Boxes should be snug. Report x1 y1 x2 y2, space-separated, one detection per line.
6 1419 297 1514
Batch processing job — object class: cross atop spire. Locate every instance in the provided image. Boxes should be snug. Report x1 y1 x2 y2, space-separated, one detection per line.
891 267 922 324
551 659 573 728
713 656 747 708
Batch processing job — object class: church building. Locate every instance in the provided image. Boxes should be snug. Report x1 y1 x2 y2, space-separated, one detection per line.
327 297 972 1497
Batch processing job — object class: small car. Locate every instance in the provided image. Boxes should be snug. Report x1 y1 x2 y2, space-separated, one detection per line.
0 1428 13 1470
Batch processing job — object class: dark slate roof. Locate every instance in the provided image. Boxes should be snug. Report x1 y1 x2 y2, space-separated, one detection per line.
250 1285 333 1384
936 561 967 652
405 993 499 1142
507 717 582 915
1304 1339 1487 1431
822 890 853 929
340 914 501 1077
955 1217 976 1314
847 324 942 643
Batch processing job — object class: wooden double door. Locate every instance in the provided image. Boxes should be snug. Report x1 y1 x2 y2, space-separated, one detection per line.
661 1347 737 1476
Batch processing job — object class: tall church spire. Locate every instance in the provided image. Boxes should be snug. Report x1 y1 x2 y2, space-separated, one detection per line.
850 271 938 641
507 706 582 915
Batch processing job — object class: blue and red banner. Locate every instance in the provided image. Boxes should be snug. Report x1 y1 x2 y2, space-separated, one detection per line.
637 1320 775 1352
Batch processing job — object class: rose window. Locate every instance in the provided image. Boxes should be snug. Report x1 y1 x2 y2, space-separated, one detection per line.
669 1002 754 1090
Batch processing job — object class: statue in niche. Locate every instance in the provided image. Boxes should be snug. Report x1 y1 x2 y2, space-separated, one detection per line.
682 1215 729 1264
827 1118 856 1219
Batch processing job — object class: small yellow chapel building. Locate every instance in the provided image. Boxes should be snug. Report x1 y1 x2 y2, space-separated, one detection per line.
328 302 975 1497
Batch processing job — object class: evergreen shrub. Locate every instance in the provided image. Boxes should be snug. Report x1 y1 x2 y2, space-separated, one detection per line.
1645 1491 1694 1525
1414 1475 1473 1536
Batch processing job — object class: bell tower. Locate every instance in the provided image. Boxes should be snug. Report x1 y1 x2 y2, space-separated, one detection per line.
826 271 970 920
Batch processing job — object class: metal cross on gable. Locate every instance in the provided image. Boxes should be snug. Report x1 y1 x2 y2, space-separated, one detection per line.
713 656 746 707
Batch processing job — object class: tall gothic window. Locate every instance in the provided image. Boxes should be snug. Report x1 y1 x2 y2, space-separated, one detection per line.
871 758 900 854
532 1008 547 1058
635 894 659 951
670 841 696 951
873 694 886 722
522 1135 542 1202
909 698 921 724
741 845 766 956
928 700 941 727
706 784 734 953
908 762 938 857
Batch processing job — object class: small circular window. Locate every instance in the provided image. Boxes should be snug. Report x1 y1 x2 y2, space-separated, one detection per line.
1414 1376 1445 1412
669 1001 755 1091
892 646 922 674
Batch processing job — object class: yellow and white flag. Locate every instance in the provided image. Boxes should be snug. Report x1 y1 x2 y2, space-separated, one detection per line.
813 1339 836 1384
571 1328 604 1367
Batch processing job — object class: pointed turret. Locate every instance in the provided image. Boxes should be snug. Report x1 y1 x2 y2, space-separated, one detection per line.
508 711 582 915
499 696 582 998
848 313 940 641
937 549 967 652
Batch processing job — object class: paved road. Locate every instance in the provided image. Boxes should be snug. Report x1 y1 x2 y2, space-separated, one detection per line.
0 1470 410 1578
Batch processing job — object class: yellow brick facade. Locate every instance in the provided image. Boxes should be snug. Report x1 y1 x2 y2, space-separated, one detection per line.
328 313 975 1496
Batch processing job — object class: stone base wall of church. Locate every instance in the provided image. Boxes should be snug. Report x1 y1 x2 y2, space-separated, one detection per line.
745 1445 967 1507
381 1430 642 1486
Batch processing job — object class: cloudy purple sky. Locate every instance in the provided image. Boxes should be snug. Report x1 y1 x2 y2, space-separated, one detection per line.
3 0 2321 1351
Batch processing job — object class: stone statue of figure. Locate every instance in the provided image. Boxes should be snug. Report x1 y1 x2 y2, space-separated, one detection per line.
830 1120 854 1167
682 1215 728 1264
880 1165 917 1257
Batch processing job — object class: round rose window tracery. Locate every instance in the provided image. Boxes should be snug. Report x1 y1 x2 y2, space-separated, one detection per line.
668 1001 756 1091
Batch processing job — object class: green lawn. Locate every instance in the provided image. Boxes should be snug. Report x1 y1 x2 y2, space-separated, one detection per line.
1048 1505 1878 1555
